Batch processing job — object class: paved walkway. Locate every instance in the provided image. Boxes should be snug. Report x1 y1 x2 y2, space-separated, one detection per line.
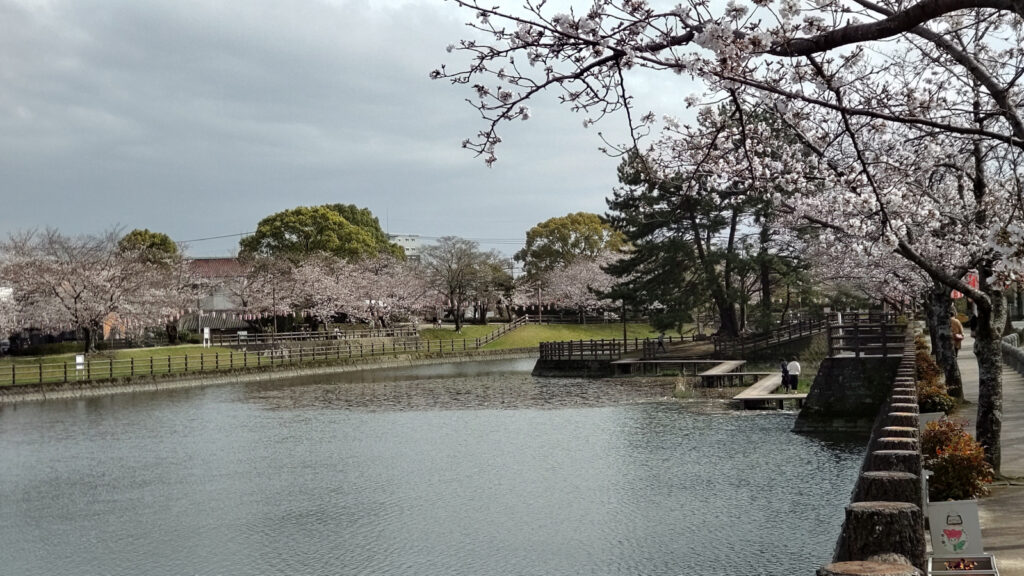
953 334 1024 575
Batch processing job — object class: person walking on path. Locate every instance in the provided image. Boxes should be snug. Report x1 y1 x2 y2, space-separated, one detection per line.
780 358 790 392
786 357 801 392
951 312 964 357
656 332 667 354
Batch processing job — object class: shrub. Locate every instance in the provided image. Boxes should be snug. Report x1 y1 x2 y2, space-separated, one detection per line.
922 419 994 501
915 349 942 387
914 333 929 351
917 376 955 414
918 385 956 414
922 418 970 457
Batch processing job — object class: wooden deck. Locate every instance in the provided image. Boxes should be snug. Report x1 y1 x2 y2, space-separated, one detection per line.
697 360 746 387
733 374 808 409
609 358 723 376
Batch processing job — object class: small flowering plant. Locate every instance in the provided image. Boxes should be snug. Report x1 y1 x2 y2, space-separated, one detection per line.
922 419 994 501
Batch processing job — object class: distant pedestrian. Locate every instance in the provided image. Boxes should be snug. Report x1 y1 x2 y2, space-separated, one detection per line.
656 332 667 354
780 358 790 392
786 357 801 391
951 311 964 357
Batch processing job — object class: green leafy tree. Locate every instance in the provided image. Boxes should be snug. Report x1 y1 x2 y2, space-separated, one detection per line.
324 204 395 248
117 229 179 265
514 212 624 280
240 205 403 262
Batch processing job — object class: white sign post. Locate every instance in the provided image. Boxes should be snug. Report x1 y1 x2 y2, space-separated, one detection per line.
928 499 984 556
203 327 211 348
75 354 85 380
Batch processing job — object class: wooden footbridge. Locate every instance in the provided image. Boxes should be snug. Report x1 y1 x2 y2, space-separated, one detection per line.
536 313 903 411
607 356 806 409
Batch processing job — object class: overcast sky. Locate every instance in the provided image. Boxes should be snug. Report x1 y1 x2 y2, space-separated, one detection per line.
0 0 696 259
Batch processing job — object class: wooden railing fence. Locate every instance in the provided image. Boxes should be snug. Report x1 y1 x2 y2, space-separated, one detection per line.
713 319 829 357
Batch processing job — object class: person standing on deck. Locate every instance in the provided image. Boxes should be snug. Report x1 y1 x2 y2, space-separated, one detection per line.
780 358 790 392
786 357 801 392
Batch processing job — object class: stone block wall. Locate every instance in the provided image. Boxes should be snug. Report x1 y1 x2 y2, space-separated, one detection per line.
818 335 926 576
793 355 902 433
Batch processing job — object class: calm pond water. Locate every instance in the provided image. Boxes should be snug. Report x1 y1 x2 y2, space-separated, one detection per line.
0 358 864 576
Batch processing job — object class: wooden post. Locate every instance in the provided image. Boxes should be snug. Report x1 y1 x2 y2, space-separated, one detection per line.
833 502 925 570
854 322 861 357
64 362 68 383
881 322 888 357
131 357 135 377
185 355 189 372
869 450 922 477
853 471 920 504
87 360 91 380
817 560 921 576
39 363 43 384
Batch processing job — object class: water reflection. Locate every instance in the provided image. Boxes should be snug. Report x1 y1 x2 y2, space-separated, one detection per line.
0 358 865 576
246 358 677 412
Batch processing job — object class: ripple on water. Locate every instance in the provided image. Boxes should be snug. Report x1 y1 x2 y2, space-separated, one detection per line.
0 359 865 576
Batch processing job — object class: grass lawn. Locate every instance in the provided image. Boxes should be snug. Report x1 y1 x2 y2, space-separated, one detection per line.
418 325 496 341
0 344 237 366
482 323 668 350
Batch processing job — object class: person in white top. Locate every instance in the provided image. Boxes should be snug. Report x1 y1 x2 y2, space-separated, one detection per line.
786 357 802 391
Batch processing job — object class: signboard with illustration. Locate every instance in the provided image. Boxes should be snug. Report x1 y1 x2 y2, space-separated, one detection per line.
928 499 983 555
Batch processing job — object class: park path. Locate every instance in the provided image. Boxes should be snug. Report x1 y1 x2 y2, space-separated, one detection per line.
953 334 1024 575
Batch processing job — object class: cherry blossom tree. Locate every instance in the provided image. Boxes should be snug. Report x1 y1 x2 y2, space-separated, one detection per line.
438 0 1024 471
238 256 297 334
351 254 431 328
0 229 193 353
0 287 16 344
543 251 618 322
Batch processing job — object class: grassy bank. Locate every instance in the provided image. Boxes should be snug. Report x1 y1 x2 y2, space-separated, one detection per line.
0 322 674 387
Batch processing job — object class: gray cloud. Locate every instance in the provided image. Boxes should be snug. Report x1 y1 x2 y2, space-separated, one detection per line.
0 0 684 257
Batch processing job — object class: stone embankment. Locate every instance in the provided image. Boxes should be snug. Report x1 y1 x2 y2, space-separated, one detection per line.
818 335 925 576
0 348 538 404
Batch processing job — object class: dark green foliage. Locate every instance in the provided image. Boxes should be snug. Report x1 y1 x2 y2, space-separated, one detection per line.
118 229 178 265
240 204 403 262
514 212 624 280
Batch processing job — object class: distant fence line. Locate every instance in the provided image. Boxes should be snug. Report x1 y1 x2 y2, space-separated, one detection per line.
209 326 420 346
0 335 529 388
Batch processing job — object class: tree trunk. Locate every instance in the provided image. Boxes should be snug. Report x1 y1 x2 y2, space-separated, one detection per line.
165 323 179 345
779 285 791 325
82 324 98 354
927 284 963 399
759 225 772 333
454 302 464 333
974 289 1005 473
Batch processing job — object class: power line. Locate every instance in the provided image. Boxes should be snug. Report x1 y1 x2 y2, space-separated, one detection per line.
176 230 526 246
176 231 253 245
